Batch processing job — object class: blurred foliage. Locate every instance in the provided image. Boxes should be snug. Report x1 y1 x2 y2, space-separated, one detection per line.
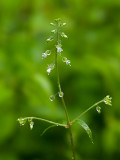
0 0 120 160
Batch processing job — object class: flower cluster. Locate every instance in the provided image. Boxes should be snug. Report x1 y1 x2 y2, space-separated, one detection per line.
104 95 112 106
17 118 34 130
17 118 26 126
42 18 70 76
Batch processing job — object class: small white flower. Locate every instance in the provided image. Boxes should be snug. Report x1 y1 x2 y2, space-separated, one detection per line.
47 64 55 75
57 47 63 53
50 22 55 26
51 29 57 34
96 106 101 114
64 35 68 38
56 44 63 53
61 32 68 38
30 121 34 130
49 95 55 101
42 50 51 59
46 36 54 42
66 60 71 65
47 68 51 75
62 23 66 26
62 57 71 66
42 52 47 59
59 91 64 97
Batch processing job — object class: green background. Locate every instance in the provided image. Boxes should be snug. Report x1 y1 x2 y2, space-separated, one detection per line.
0 0 120 160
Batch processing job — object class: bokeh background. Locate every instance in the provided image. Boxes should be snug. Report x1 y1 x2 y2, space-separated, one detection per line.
0 0 120 160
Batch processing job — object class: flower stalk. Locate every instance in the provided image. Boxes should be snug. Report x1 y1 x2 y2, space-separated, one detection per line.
18 117 67 127
72 100 104 124
55 21 76 160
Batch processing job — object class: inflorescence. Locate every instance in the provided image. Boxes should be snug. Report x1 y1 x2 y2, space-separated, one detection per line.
17 118 34 130
42 18 71 76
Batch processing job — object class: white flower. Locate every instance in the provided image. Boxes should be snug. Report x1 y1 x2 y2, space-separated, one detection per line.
56 44 63 53
62 23 66 26
61 32 68 38
42 50 51 59
30 121 34 130
57 47 63 53
49 95 55 101
51 29 57 34
59 91 64 97
62 57 71 66
50 22 55 26
66 60 71 65
64 35 68 38
47 68 51 75
47 64 55 75
42 52 47 59
46 36 54 42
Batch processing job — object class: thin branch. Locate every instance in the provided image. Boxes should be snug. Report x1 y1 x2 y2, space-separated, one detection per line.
71 99 104 124
23 117 67 127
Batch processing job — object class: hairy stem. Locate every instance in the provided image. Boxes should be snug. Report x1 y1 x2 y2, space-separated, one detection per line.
55 28 76 160
71 99 104 123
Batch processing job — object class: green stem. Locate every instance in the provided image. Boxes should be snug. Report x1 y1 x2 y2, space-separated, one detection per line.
71 99 104 123
55 28 76 160
23 117 66 127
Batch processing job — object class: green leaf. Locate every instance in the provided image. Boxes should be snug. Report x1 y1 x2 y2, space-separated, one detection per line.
41 125 57 136
77 119 93 144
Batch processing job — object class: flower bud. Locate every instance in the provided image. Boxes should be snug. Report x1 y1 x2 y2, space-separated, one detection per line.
62 23 66 26
50 22 55 26
42 50 51 59
104 95 112 106
59 91 64 97
46 36 54 42
49 95 55 101
61 32 68 38
96 106 101 114
47 64 55 75
62 57 71 66
51 29 57 34
17 118 26 126
30 120 34 130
